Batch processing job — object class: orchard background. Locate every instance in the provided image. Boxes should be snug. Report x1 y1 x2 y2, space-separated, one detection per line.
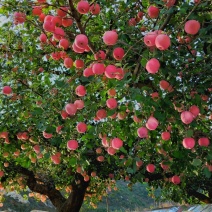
0 0 211 211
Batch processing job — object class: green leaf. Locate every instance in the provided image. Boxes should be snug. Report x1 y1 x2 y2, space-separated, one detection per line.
69 157 77 167
203 168 212 178
192 159 202 167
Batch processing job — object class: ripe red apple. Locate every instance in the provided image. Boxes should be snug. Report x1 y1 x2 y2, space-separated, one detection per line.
57 7 68 18
106 98 117 109
61 110 69 119
83 67 94 77
181 111 194 124
65 103 77 116
184 20 200 35
137 127 148 138
97 156 104 162
111 138 123 150
164 0 176 8
115 68 124 80
96 109 107 119
39 13 46 22
75 34 88 49
144 31 157 47
74 59 84 69
103 31 118 45
0 132 8 138
117 111 127 120
51 155 61 164
96 147 102 154
39 33 47 43
64 57 73 68
56 126 63 134
94 50 106 60
113 47 125 60
75 85 86 96
189 105 200 118
76 122 87 133
2 86 12 95
146 58 160 74
160 80 170 90
160 161 169 171
102 137 110 147
43 21 55 33
161 132 171 141
52 16 62 26
67 140 78 150
53 27 65 40
171 175 180 184
108 88 116 97
107 147 117 155
77 1 90 14
136 160 143 167
128 18 137 26
92 63 105 74
146 164 155 173
91 171 96 177
74 100 84 109
59 38 69 50
146 116 159 130
84 175 90 182
43 131 53 139
198 137 210 147
74 43 85 53
155 34 171 50
105 65 117 78
90 3 100 15
0 171 4 178
14 12 26 24
33 145 40 154
62 18 73 27
182 137 195 149
148 6 159 18
32 6 42 16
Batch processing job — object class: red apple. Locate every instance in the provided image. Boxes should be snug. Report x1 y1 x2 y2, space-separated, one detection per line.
146 116 159 130
76 122 87 133
155 34 171 50
111 138 123 150
146 58 160 74
137 127 148 138
148 6 159 18
181 111 194 124
146 164 155 173
77 1 90 14
67 140 78 150
184 20 200 35
103 31 118 45
182 137 195 149
106 98 117 109
198 137 210 147
75 85 86 97
113 47 125 60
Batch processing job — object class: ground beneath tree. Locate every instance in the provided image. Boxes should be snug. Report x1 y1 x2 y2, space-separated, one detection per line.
0 182 211 212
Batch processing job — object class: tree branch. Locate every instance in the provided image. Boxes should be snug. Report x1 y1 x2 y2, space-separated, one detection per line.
186 189 212 204
68 0 95 54
15 165 66 209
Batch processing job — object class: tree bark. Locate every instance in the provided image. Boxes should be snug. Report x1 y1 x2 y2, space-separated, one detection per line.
12 165 89 212
58 176 89 212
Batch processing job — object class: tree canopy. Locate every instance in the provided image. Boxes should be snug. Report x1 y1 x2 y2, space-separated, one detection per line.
0 0 211 211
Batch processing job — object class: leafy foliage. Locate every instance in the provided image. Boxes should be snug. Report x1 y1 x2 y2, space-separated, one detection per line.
0 0 211 211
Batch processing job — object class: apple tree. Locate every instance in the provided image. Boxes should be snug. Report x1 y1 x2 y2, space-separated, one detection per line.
0 0 211 211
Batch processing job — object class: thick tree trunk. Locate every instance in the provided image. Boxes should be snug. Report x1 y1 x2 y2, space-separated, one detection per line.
58 180 89 212
14 165 89 212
